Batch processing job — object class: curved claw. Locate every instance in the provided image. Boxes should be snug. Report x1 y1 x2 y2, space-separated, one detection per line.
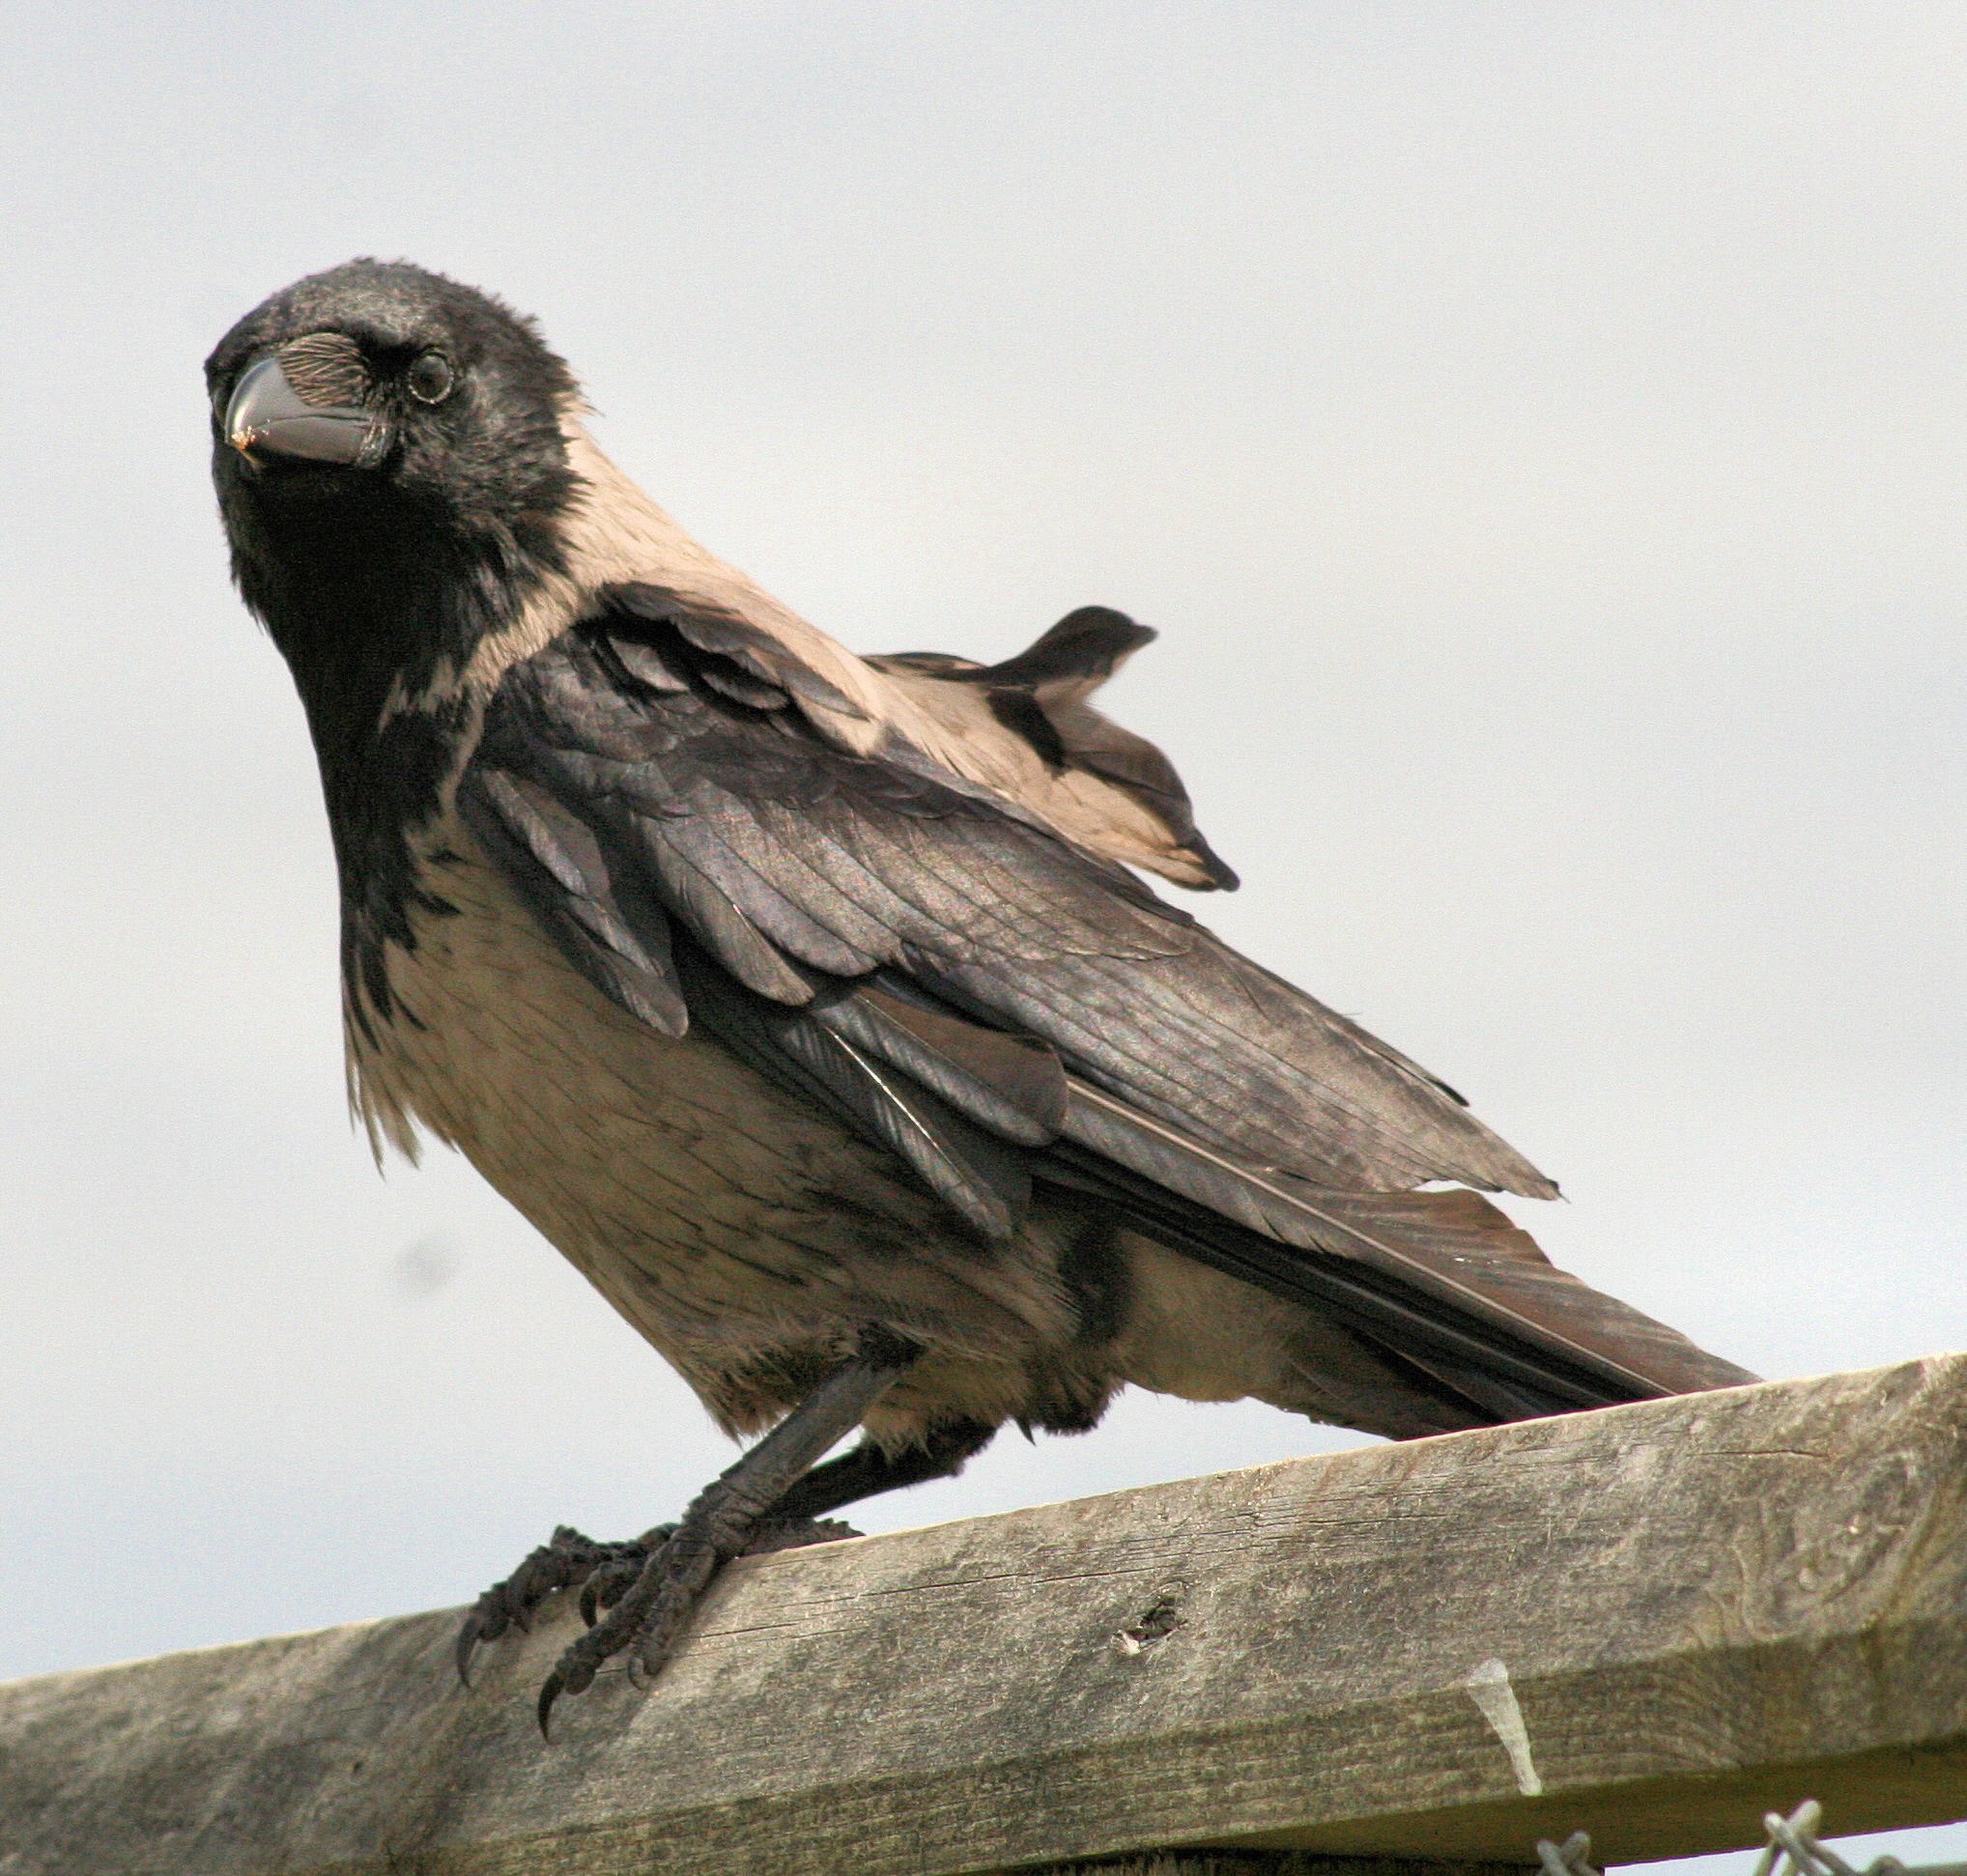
456 1587 513 1689
537 1633 611 1736
536 1668 565 1739
456 1615 482 1688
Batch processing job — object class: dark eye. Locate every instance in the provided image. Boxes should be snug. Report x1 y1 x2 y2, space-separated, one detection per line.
406 352 454 404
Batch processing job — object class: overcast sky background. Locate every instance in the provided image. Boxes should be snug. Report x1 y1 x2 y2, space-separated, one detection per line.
5 5 1965 1863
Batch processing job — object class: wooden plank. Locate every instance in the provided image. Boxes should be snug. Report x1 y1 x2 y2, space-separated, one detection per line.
3 1356 1964 1876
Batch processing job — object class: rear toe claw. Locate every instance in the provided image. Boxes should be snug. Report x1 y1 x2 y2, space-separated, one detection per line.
455 1616 484 1688
535 1669 565 1738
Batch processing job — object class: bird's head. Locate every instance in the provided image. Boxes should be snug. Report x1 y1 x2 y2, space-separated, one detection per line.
207 261 583 724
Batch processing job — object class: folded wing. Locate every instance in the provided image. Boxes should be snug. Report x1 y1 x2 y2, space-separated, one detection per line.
459 589 1754 1430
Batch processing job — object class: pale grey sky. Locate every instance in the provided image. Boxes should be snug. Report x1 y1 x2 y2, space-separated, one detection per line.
4 5 1964 1862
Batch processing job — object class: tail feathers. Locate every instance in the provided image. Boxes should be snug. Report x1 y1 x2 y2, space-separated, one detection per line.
1308 1187 1759 1401
1048 1081 1755 1431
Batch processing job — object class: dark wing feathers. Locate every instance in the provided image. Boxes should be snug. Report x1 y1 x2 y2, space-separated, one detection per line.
462 767 688 1035
1052 1084 1751 1407
614 581 866 717
820 976 1069 1148
459 594 1753 1422
984 604 1157 689
487 607 1520 1192
669 938 1034 1241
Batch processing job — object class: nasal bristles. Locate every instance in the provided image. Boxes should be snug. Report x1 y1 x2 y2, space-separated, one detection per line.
278 332 371 409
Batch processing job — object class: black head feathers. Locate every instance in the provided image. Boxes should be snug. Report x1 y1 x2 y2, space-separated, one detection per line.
209 259 581 548
205 257 579 462
208 262 584 751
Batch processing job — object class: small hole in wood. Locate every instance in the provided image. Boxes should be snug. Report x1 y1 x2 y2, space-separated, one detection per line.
1111 1594 1185 1657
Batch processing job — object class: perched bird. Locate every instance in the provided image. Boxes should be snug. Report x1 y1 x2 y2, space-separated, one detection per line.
207 260 1753 1729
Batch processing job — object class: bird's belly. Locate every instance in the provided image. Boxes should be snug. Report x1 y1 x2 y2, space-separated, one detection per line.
344 824 1077 1430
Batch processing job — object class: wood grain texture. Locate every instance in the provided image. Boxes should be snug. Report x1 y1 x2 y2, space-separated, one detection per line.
4 1357 1964 1876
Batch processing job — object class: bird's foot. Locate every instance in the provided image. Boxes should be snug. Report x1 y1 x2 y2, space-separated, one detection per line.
455 1522 669 1686
739 1513 862 1557
455 1512 858 1708
570 1510 854 1624
472 1335 910 1733
533 1490 859 1733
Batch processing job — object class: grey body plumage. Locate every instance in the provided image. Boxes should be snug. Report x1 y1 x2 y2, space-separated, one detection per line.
208 261 1753 1719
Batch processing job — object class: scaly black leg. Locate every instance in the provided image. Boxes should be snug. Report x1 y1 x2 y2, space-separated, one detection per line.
768 1415 998 1522
535 1332 920 1732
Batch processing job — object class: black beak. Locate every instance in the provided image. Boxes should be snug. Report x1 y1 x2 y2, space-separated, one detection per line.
224 355 373 466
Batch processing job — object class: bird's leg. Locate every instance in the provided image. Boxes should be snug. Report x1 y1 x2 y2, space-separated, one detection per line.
534 1330 920 1732
765 1414 998 1523
568 1414 996 1621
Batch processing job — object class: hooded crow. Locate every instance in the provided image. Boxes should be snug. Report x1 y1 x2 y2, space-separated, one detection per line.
207 260 1754 1729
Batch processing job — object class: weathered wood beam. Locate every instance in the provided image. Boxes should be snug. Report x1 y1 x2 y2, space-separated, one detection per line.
5 1356 1965 1876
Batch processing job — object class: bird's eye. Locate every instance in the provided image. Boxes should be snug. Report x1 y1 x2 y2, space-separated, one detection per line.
406 352 455 404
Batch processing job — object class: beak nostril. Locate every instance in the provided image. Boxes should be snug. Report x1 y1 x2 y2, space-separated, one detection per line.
223 353 372 468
